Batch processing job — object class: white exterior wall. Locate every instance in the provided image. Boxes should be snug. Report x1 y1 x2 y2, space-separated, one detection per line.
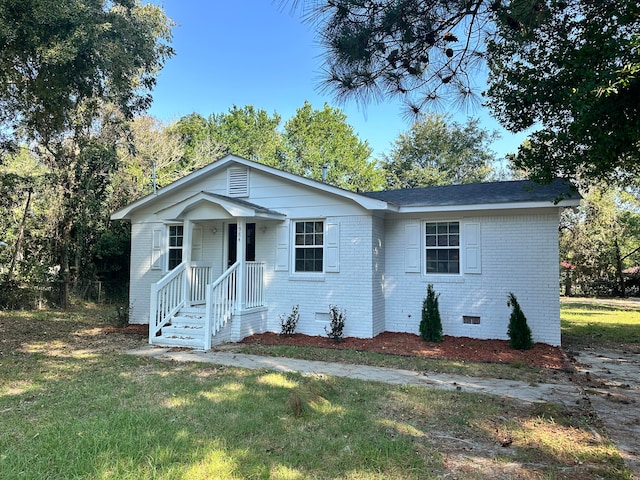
264 215 375 339
383 211 561 345
372 215 386 336
123 161 564 346
128 222 162 324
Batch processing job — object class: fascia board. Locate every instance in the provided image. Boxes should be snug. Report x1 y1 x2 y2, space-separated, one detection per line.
396 199 581 214
111 154 391 219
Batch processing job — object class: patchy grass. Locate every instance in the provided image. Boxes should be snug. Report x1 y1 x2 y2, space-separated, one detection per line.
236 343 557 384
0 306 632 479
561 299 640 347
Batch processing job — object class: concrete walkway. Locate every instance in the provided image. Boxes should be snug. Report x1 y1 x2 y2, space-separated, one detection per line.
129 345 583 406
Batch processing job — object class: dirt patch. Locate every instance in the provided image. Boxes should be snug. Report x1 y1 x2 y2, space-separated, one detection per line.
0 310 148 358
241 332 571 370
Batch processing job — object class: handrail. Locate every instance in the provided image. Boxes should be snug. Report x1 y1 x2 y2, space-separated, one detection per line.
149 262 186 343
204 261 239 350
190 263 212 304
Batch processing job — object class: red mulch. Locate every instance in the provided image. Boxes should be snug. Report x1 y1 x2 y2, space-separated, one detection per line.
103 323 570 371
241 332 571 370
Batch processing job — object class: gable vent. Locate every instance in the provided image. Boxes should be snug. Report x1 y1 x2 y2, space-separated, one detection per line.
228 167 249 197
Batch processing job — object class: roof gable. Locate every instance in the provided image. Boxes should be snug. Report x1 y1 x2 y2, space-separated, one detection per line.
111 154 388 220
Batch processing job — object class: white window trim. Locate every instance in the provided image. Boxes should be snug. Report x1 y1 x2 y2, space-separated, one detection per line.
423 219 462 277
166 222 184 272
291 219 326 276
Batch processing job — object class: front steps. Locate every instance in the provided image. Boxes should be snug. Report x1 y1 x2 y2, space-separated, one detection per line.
152 307 207 349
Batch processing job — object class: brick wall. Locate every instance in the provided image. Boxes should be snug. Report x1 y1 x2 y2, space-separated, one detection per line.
382 212 561 345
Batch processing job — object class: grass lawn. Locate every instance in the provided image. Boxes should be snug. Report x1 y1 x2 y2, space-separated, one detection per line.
0 306 633 479
561 298 640 347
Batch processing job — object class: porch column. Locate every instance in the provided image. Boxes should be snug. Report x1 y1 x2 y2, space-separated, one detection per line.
236 217 246 310
182 219 193 306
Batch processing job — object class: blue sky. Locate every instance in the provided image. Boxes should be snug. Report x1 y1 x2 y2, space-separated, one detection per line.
148 1 528 160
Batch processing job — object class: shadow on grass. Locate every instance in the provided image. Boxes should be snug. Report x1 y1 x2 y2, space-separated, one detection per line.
0 306 633 479
0 349 631 478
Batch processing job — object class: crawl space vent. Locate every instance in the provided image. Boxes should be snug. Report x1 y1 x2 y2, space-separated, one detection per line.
463 315 481 325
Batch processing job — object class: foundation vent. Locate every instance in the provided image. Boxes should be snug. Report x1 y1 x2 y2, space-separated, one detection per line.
463 315 481 325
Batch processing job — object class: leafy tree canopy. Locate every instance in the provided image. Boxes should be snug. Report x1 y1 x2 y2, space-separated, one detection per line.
284 0 640 186
0 0 174 145
283 101 383 191
381 113 498 188
486 1 640 186
173 102 382 192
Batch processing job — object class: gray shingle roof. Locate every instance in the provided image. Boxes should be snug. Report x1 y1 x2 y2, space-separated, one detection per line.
362 179 579 207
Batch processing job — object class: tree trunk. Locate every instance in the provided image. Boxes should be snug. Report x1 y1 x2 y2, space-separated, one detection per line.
614 237 626 298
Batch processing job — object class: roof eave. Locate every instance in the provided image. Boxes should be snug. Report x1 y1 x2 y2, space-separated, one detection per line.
396 199 580 213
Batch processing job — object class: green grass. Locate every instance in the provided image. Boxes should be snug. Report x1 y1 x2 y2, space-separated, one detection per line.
561 300 640 347
0 306 632 479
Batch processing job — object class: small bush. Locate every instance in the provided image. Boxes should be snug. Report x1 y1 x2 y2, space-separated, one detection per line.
420 284 443 342
325 305 346 343
279 304 300 336
111 304 130 328
507 293 533 350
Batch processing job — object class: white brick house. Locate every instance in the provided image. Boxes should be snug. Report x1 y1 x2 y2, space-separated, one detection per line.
111 154 580 348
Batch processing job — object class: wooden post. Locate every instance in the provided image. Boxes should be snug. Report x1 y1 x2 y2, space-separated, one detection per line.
182 219 193 306
236 218 246 310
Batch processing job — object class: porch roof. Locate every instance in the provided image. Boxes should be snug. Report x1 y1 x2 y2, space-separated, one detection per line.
154 191 287 221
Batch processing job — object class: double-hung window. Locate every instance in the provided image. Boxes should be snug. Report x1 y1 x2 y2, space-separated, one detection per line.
168 225 184 270
294 221 324 273
425 221 460 274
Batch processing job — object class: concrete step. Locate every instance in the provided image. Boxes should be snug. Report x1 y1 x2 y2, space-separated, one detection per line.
163 324 204 337
171 315 205 328
152 335 204 349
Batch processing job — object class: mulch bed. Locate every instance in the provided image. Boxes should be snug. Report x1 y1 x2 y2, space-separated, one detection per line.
241 332 571 370
103 323 570 370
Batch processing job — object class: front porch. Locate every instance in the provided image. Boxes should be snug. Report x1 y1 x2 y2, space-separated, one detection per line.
147 191 286 350
149 260 267 349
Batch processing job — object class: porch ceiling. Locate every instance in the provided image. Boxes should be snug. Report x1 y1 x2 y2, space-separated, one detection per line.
154 191 286 221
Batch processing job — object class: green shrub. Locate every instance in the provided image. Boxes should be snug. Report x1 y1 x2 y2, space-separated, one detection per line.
325 305 346 343
111 304 130 328
420 284 443 342
507 293 533 350
279 304 300 336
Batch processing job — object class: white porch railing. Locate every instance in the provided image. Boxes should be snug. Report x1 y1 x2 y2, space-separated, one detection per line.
245 261 265 308
149 262 186 343
150 261 266 350
204 261 239 350
190 263 212 304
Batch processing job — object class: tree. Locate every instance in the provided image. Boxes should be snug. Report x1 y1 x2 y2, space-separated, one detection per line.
0 0 174 147
285 0 492 114
506 293 532 350
420 284 443 342
485 1 640 186
209 106 284 167
115 115 196 203
285 0 640 186
560 186 640 297
381 113 497 189
0 0 174 306
283 101 383 191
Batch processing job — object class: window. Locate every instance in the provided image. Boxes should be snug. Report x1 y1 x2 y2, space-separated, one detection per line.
294 221 324 272
425 221 459 274
168 225 183 270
